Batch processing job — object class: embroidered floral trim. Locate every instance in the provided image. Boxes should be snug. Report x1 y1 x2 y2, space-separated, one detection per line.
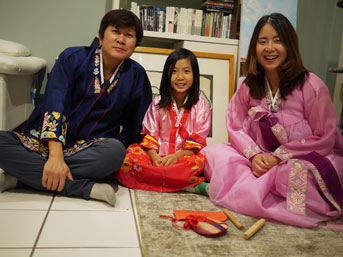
243 144 262 159
287 160 342 216
40 112 67 145
182 153 206 173
106 65 123 94
63 138 105 156
119 144 152 177
248 106 265 119
14 131 104 158
94 77 101 94
140 134 159 151
14 131 48 154
265 91 281 113
93 48 123 95
271 123 288 144
274 146 293 160
184 139 203 152
287 159 307 215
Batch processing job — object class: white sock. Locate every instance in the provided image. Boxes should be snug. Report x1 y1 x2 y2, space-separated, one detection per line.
89 183 116 206
0 172 17 193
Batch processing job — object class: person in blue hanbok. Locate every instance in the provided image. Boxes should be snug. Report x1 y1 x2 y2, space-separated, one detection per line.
0 9 152 206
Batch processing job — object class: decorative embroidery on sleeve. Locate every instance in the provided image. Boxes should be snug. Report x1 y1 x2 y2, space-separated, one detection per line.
271 123 288 144
243 144 262 159
274 146 293 160
184 138 203 152
40 112 67 145
248 106 265 119
184 133 206 152
140 134 159 151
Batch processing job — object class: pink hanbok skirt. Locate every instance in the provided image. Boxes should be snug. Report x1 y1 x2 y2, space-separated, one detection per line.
202 143 342 228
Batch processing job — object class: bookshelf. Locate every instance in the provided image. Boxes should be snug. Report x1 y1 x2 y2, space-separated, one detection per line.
112 0 241 83
112 0 240 42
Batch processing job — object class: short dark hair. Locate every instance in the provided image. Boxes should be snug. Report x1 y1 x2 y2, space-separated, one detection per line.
243 13 308 100
98 9 143 46
158 48 200 110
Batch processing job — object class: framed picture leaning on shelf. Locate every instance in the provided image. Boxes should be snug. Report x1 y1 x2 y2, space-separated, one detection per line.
131 47 234 145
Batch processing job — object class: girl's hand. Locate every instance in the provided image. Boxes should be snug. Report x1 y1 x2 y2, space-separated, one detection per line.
147 149 162 166
160 153 179 166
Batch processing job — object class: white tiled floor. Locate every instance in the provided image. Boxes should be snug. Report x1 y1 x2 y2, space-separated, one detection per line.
0 184 142 257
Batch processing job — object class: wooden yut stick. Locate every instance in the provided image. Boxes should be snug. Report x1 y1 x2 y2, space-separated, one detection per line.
244 218 266 240
223 209 244 230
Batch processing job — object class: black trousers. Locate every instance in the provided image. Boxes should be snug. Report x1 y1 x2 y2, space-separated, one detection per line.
0 131 125 199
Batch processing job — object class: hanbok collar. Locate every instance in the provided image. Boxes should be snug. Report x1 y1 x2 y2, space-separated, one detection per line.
265 76 281 113
172 96 188 127
93 47 124 95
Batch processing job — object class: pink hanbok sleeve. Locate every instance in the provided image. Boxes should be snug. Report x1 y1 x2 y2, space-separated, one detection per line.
140 98 161 151
184 97 211 152
273 74 338 160
226 81 264 159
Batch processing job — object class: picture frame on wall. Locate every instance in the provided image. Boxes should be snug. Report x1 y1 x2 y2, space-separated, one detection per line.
131 47 235 145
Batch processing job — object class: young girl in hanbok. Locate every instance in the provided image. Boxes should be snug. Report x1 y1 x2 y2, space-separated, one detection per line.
114 48 211 193
202 13 343 228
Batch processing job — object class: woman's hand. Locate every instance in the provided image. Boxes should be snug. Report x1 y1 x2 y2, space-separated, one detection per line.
251 153 269 177
251 153 280 177
42 141 73 191
266 155 281 169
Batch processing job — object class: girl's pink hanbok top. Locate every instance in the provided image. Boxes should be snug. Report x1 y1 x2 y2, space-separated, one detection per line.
141 96 211 155
202 72 343 228
114 95 211 192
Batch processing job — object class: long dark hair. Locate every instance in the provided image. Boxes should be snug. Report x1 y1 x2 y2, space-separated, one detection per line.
243 13 309 100
158 48 200 110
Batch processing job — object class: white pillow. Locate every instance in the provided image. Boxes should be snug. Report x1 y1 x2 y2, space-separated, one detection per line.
0 39 30 57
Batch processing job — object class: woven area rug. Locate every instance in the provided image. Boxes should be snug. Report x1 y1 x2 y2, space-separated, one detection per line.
134 190 343 257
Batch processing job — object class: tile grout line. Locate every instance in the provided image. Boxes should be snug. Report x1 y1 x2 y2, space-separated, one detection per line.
29 192 56 257
129 189 144 257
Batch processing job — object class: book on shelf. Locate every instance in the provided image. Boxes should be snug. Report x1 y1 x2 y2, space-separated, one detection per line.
201 0 235 14
201 1 235 7
130 1 237 40
202 0 235 3
131 3 166 32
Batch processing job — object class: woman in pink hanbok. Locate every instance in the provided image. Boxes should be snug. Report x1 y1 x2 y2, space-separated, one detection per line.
114 48 211 193
202 13 343 228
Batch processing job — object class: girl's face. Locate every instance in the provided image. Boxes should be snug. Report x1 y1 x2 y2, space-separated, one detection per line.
170 58 193 99
256 23 287 76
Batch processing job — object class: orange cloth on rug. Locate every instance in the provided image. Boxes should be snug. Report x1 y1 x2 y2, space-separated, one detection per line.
173 210 227 221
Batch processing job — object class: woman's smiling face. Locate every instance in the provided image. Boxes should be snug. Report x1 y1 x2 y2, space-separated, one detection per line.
256 23 287 75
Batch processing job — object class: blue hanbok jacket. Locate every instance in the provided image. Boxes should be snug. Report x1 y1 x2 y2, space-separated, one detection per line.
14 46 152 157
